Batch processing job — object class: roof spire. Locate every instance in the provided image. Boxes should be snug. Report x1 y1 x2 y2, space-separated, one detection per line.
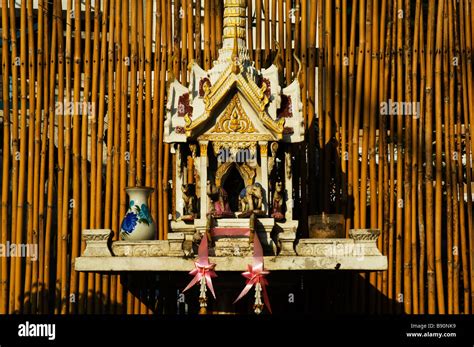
231 24 241 74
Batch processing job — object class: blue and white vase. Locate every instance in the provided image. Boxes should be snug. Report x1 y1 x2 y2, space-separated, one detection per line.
120 187 156 240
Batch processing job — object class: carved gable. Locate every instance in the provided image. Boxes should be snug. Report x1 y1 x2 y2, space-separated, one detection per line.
212 95 256 134
198 95 277 142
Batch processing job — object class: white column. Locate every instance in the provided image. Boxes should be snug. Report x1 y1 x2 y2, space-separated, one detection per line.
285 151 293 220
259 142 269 213
173 144 184 218
199 141 208 219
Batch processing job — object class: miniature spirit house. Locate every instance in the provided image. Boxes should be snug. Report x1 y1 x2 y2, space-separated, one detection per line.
165 0 304 253
77 0 386 314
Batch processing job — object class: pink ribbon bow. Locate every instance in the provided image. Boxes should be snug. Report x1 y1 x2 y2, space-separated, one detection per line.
183 235 217 298
233 235 272 313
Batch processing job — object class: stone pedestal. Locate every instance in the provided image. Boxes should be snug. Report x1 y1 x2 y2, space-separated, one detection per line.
82 229 114 257
275 220 298 256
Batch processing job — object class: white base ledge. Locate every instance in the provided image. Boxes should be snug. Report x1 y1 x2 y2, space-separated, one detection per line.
75 254 387 272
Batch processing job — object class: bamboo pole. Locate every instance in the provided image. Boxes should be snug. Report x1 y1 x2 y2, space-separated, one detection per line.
351 0 365 230
376 0 388 312
78 0 92 314
287 0 294 84
23 0 37 314
360 0 372 229
417 4 426 314
68 0 83 315
434 0 446 314
94 0 110 314
452 0 461 314
368 0 379 312
442 0 452 315
462 123 472 314
277 0 283 68
156 0 165 242
462 0 474 313
340 0 348 223
26 0 40 315
256 0 262 69
129 0 138 190
110 0 123 314
210 0 216 61
204 0 210 69
13 0 28 314
61 0 74 315
264 0 270 66
394 0 404 313
317 0 323 215
137 0 145 185
458 0 472 314
293 0 300 76
346 0 357 234
402 0 413 314
87 0 101 313
307 0 317 215
380 0 392 309
195 0 202 66
216 0 222 51
180 0 188 84
145 0 153 214
54 0 66 314
161 0 171 240
425 0 437 314
271 0 277 54
0 0 10 315
387 0 397 313
321 0 339 213
102 0 116 314
7 0 19 314
117 0 129 314
410 0 421 315
38 0 50 314
187 0 194 65
469 0 474 311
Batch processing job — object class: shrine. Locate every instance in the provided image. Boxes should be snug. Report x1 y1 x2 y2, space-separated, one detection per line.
76 0 386 314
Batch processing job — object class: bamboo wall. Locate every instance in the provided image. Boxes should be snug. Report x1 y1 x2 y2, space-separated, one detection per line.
0 0 474 315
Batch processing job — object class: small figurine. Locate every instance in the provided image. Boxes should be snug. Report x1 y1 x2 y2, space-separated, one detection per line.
271 180 285 221
181 183 197 222
207 180 233 218
238 183 265 218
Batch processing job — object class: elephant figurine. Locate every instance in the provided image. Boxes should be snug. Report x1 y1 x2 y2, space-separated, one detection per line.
238 183 265 218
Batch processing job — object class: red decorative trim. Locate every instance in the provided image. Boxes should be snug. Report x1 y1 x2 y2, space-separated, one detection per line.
278 95 293 118
178 93 193 117
260 78 271 98
211 228 251 237
175 126 186 134
199 77 211 97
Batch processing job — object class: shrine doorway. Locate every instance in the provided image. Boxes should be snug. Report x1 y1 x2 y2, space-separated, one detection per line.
223 166 245 212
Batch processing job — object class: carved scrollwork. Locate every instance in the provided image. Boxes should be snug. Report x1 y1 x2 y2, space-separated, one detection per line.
112 242 170 257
